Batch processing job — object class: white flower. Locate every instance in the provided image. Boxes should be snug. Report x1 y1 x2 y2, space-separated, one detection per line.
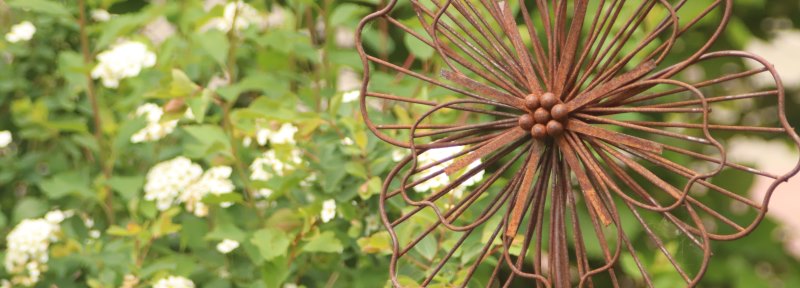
411 146 485 193
270 123 298 145
205 1 265 32
255 188 274 199
299 173 317 188
89 230 101 239
342 90 360 103
746 30 800 88
0 130 12 148
283 284 298 288
265 6 287 28
120 274 139 288
413 146 462 192
44 210 72 224
144 157 237 216
335 27 356 48
83 218 95 228
337 68 361 92
216 239 240 254
91 9 111 22
153 276 195 288
391 149 406 162
130 103 178 143
250 149 303 181
255 128 270 146
180 166 236 217
4 217 60 286
340 137 354 146
321 199 336 223
91 40 156 88
142 17 176 46
256 123 298 146
144 157 203 211
5 21 36 43
461 159 485 187
365 214 380 234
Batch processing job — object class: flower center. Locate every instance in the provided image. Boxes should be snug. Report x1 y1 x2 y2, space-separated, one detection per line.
518 92 568 139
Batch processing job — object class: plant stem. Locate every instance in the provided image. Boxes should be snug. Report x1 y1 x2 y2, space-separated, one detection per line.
78 0 114 224
219 4 259 212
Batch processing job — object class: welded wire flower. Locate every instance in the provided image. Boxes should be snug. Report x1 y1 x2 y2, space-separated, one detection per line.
356 1 800 287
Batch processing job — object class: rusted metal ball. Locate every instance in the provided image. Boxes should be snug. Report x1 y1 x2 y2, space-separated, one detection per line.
518 114 535 131
524 94 540 111
546 120 564 137
531 124 547 139
551 103 568 121
540 92 558 109
533 108 551 124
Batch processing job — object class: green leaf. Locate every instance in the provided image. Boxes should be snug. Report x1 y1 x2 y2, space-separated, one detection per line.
202 193 243 205
206 221 246 242
261 257 289 288
358 176 382 200
413 235 437 261
152 208 182 238
106 175 145 202
12 198 48 223
95 11 158 49
187 89 213 123
404 33 435 60
196 30 230 67
0 211 7 230
251 228 291 261
357 231 392 254
182 125 232 159
301 231 343 253
7 0 71 17
329 3 368 27
38 170 92 199
344 161 368 179
216 73 288 102
170 69 200 98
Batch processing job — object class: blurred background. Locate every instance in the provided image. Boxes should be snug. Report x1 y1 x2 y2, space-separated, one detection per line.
0 0 799 287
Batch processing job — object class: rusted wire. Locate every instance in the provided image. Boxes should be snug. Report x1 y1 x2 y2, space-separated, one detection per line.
357 1 800 287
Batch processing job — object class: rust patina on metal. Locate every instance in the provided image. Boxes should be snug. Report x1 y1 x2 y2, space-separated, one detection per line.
356 1 800 287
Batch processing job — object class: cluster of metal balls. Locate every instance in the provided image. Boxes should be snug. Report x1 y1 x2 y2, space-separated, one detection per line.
518 92 567 139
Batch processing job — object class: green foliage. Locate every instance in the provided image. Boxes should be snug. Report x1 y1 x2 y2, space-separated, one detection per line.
0 0 798 287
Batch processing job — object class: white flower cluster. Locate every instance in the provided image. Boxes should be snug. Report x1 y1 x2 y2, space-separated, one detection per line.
181 166 236 216
4 210 71 286
413 146 485 198
153 276 195 288
216 239 240 254
321 199 337 223
91 9 112 22
255 123 298 146
144 157 235 217
299 172 317 188
5 21 36 43
119 274 139 288
91 40 156 88
250 149 303 181
249 148 303 199
0 130 12 148
746 30 800 88
342 90 360 104
131 103 178 143
391 149 406 162
205 1 265 32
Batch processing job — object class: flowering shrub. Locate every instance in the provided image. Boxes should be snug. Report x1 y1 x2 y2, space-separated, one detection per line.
0 0 799 287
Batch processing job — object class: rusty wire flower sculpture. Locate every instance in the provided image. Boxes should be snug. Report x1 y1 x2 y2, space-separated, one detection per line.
356 0 800 287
